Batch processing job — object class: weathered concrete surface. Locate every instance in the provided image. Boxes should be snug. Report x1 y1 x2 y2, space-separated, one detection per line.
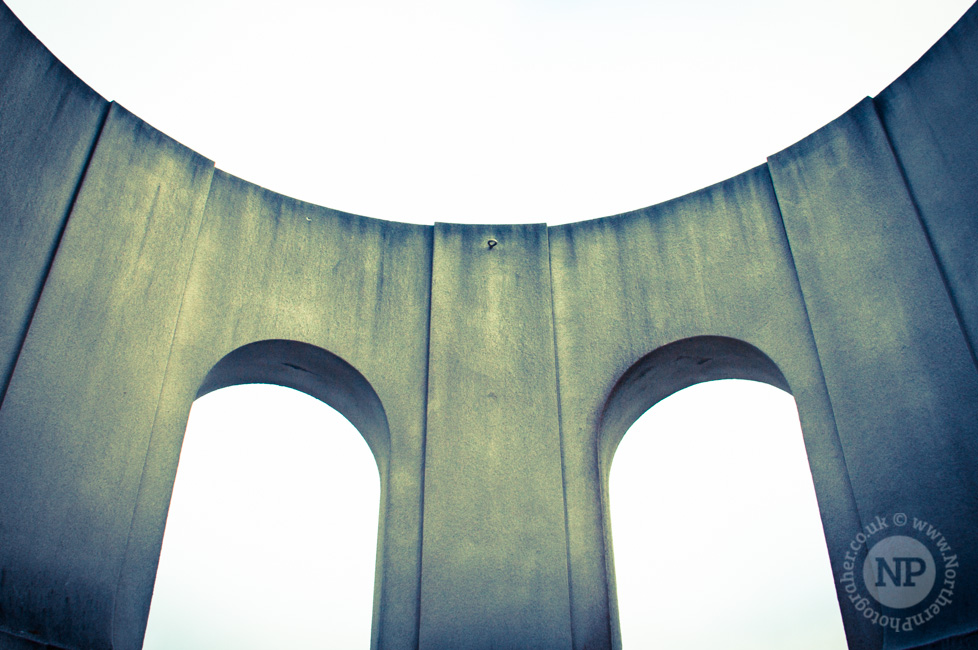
875 3 978 360
0 629 59 649
420 223 571 649
0 2 107 401
0 103 214 649
111 172 433 650
1 1 977 649
769 98 978 649
549 167 872 649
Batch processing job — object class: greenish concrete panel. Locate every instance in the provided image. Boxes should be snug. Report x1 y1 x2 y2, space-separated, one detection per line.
769 98 978 648
420 223 572 649
0 2 107 401
549 166 870 649
875 3 978 360
0 103 214 649
112 171 433 650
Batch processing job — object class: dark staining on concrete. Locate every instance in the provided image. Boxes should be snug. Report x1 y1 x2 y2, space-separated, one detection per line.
1 1 978 648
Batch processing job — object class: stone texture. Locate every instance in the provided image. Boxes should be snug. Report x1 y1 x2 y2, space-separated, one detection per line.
874 3 978 361
420 223 571 649
0 102 214 649
769 97 978 649
0 1 107 400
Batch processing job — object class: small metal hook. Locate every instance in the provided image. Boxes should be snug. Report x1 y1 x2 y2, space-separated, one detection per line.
487 239 498 249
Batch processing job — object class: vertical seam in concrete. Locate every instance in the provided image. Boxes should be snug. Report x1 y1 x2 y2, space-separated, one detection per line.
764 157 879 650
546 226 577 649
413 224 436 650
762 162 865 535
0 98 110 409
109 151 216 649
871 96 978 371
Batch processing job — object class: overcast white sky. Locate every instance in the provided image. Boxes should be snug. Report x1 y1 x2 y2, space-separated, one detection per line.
5 0 974 647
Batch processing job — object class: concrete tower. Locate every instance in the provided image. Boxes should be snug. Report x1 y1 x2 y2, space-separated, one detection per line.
1 2 977 648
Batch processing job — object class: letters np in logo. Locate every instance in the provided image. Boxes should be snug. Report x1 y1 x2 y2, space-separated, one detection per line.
863 535 936 609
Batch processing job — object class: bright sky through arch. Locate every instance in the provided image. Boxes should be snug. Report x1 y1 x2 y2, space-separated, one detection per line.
141 385 380 649
5 0 974 647
610 380 847 649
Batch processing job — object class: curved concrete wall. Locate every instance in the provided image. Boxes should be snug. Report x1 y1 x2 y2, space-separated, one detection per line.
1 1 976 648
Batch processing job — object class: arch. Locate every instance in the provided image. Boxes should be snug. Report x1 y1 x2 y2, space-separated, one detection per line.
597 335 790 472
198 339 392 474
143 383 381 648
162 339 393 648
596 336 818 648
607 379 846 648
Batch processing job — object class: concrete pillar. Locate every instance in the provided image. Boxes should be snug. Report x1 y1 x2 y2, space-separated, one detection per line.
0 102 214 649
0 2 107 400
770 98 978 649
875 3 978 358
420 223 572 649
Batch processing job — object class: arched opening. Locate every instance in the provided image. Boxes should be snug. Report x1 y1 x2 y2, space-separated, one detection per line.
609 380 846 648
599 337 847 648
141 340 391 649
142 384 379 648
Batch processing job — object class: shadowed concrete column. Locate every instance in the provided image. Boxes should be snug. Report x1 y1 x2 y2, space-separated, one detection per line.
420 223 572 649
0 2 107 401
769 98 978 649
875 3 978 358
0 102 214 650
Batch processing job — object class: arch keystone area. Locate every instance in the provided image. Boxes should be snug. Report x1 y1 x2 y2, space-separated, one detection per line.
1 2 978 648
